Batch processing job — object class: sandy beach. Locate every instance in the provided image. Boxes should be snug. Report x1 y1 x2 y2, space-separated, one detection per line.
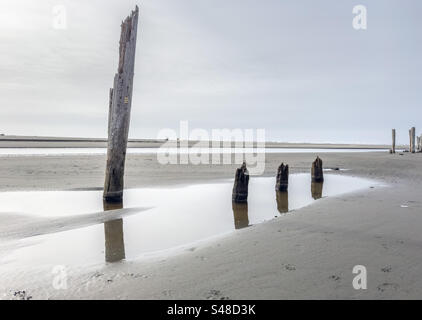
1 0 421 310
1 150 422 300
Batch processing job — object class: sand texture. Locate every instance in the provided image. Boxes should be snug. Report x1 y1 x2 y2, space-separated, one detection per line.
1 151 422 299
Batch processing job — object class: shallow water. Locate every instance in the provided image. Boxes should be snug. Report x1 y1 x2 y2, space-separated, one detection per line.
0 147 385 156
0 174 377 267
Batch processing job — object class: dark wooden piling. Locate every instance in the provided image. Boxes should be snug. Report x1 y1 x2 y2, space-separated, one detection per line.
391 129 396 154
311 156 324 183
275 163 289 192
104 6 139 203
232 162 249 203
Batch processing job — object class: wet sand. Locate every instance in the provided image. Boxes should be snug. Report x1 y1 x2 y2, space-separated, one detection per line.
0 135 394 149
1 151 422 299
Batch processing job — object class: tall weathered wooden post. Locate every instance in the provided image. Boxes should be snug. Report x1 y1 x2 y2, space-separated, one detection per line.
232 162 249 203
391 129 396 154
104 6 139 203
311 156 324 183
275 163 289 192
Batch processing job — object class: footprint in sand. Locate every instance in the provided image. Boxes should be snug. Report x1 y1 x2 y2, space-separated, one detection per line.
206 290 230 300
91 271 104 278
127 273 148 279
12 290 32 300
329 275 341 281
282 264 296 271
162 289 173 297
195 255 208 261
381 266 392 273
377 283 399 292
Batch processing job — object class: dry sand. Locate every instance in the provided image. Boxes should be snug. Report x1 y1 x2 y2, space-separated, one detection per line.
1 151 422 299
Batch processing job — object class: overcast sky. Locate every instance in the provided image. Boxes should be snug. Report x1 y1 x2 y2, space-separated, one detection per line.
0 0 421 144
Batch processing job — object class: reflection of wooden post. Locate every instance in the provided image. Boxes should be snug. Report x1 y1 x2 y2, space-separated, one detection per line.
232 203 249 229
103 201 125 262
276 191 288 213
391 129 396 154
232 162 249 203
275 163 289 192
104 219 126 262
311 182 323 200
104 6 139 203
311 156 324 183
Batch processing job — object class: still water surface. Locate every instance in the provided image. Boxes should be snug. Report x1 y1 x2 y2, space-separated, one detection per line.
0 174 377 267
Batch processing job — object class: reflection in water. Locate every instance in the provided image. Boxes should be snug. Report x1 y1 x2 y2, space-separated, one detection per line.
103 201 126 262
2 175 378 267
311 182 324 200
232 202 249 229
276 191 289 213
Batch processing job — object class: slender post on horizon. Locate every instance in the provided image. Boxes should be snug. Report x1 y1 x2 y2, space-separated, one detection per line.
418 135 422 152
420 135 422 152
391 129 396 154
104 6 139 203
409 128 414 153
409 129 412 152
410 127 416 153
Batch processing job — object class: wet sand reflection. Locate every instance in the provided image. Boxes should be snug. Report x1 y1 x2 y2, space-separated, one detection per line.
311 182 324 200
276 191 289 214
103 201 126 262
232 202 249 229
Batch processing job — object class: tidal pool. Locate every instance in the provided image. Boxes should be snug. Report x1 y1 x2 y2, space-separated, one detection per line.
0 174 378 267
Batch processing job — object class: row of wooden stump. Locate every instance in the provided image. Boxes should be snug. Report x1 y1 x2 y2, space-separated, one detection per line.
391 127 422 153
232 156 324 203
